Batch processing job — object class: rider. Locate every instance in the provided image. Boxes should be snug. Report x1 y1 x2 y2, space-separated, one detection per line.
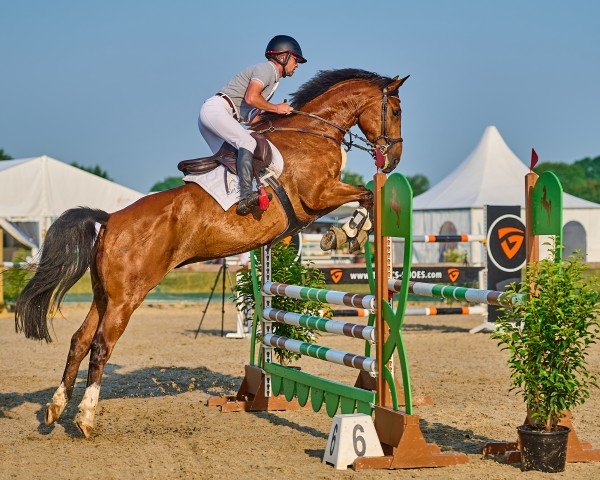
198 35 307 215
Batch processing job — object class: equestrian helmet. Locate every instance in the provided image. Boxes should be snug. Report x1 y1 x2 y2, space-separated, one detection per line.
265 35 307 63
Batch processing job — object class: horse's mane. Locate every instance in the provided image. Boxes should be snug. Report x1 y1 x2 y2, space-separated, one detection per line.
257 69 394 124
290 68 395 109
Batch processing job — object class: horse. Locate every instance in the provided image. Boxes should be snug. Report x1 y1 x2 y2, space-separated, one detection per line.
14 68 408 438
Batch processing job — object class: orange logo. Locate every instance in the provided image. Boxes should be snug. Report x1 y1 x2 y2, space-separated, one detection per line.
498 227 524 259
448 268 460 283
329 269 343 284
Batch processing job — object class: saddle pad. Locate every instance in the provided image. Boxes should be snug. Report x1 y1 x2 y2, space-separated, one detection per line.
183 140 284 211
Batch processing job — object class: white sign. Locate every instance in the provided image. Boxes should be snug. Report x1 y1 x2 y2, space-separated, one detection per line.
323 413 384 470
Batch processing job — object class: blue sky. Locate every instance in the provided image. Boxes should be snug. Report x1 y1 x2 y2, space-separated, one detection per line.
1 1 599 193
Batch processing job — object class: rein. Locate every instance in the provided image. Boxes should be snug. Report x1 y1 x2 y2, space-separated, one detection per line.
253 90 402 160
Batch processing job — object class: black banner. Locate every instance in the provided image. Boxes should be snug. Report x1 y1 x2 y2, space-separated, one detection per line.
319 266 484 285
486 205 526 321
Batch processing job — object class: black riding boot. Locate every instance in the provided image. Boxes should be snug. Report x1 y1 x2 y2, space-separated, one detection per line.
236 148 260 215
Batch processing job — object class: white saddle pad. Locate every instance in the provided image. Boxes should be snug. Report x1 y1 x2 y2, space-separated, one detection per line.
183 140 284 211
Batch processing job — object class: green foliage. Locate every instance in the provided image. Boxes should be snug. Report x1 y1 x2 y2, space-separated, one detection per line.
70 161 113 181
442 247 467 263
3 250 33 305
0 148 13 160
407 174 430 196
341 170 365 186
535 156 600 203
150 176 185 192
235 242 329 365
492 246 600 431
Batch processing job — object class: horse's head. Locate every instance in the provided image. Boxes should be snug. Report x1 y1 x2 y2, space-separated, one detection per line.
357 75 409 173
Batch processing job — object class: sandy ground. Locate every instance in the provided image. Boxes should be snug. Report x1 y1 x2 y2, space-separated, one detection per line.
1 303 599 480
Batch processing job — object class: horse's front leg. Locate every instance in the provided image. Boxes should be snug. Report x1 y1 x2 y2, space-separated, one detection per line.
304 182 374 252
304 182 374 212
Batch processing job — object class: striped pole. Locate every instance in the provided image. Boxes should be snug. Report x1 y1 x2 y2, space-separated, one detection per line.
264 307 375 341
388 279 523 306
412 234 486 243
263 333 376 373
302 233 485 243
406 306 486 316
328 308 371 317
263 281 374 310
330 306 486 317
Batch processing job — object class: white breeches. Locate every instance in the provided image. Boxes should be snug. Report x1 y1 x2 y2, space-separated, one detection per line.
198 96 257 154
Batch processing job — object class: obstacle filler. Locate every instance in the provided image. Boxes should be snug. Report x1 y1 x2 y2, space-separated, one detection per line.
208 169 598 468
209 173 469 469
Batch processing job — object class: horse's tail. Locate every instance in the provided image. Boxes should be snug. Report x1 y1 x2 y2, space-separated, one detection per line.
15 207 110 342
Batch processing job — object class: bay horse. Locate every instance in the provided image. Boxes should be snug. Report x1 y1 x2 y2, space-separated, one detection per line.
14 69 408 437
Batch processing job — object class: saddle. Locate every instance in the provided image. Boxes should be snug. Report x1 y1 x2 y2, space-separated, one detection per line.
178 132 304 244
177 132 272 178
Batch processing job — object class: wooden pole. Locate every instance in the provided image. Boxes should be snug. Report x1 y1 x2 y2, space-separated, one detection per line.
374 172 391 408
525 172 539 264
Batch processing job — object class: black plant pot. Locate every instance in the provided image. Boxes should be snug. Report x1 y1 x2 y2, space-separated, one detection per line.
517 424 570 472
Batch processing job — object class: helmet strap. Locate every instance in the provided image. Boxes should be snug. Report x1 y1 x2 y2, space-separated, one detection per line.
270 52 292 77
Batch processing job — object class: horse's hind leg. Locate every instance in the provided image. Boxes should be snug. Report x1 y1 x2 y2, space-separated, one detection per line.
45 295 106 424
75 299 136 438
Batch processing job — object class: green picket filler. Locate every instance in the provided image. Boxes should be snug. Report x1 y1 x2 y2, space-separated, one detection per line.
264 362 375 416
532 171 563 262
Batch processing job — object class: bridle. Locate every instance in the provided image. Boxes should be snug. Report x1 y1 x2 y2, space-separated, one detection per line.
254 87 402 161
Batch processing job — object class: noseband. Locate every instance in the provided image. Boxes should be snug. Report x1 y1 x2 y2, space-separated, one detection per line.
255 88 402 161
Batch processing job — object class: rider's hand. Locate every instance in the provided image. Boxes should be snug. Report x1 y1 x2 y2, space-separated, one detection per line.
274 102 293 115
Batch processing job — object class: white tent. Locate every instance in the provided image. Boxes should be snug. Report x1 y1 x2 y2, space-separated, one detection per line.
0 155 143 252
412 126 600 263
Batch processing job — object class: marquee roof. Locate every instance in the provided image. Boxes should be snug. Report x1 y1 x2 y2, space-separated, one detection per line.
413 126 598 210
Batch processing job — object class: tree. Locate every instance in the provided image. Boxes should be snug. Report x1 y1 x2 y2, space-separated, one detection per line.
407 174 430 196
341 170 365 186
535 156 600 204
0 148 13 160
150 176 185 192
70 161 113 181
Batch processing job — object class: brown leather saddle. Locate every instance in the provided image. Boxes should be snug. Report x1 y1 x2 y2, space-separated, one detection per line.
178 132 304 244
177 132 272 179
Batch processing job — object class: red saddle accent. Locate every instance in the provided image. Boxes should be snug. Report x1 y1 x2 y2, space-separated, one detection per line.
178 132 272 177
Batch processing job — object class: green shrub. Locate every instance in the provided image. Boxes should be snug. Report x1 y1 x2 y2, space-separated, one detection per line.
492 247 600 431
2 250 33 306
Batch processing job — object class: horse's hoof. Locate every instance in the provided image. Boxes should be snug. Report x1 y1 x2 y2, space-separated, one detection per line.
320 226 347 251
75 417 94 439
45 402 64 425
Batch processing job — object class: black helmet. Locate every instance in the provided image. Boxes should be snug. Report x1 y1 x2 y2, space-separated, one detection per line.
265 35 307 63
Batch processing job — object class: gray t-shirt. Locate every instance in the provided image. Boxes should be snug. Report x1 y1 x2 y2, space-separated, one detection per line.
219 61 280 122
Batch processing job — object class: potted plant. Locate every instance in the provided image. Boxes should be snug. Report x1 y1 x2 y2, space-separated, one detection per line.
492 247 600 472
235 241 329 365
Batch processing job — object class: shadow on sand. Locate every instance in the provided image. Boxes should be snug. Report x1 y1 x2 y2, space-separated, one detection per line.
1 362 504 461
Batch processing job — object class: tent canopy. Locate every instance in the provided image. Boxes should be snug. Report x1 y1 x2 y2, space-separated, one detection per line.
0 155 143 219
0 155 143 250
413 126 598 210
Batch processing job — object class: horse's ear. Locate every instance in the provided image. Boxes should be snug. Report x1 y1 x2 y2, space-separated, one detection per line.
385 75 410 93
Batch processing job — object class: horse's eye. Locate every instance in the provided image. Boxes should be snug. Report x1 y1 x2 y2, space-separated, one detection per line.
391 108 400 116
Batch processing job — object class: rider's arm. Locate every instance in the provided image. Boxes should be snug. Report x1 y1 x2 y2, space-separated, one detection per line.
245 80 292 115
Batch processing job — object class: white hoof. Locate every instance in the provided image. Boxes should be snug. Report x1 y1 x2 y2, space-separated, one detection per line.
75 384 100 439
45 383 68 425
